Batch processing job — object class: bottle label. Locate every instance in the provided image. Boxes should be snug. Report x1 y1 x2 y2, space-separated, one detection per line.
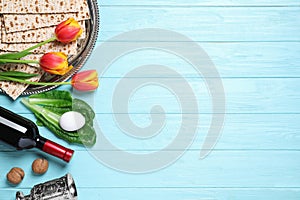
0 116 27 134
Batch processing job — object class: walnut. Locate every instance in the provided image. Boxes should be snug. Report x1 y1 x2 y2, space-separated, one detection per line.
32 158 49 174
6 167 25 185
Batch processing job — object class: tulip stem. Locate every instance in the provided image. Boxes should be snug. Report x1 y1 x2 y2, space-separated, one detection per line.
0 75 71 86
21 37 57 53
0 59 39 64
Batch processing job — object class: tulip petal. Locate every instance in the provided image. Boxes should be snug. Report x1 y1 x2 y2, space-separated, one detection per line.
72 70 98 82
72 81 99 91
40 52 72 75
71 70 99 91
55 18 83 43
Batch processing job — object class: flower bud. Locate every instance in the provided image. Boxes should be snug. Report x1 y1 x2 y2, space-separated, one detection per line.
40 52 73 75
55 18 83 43
71 70 99 91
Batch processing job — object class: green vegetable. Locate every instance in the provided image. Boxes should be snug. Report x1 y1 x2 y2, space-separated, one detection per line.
77 123 97 146
36 120 44 126
21 90 96 146
72 98 95 124
29 90 72 107
42 106 72 115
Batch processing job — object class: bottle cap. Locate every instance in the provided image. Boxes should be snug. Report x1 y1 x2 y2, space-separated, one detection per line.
63 149 74 162
43 140 74 162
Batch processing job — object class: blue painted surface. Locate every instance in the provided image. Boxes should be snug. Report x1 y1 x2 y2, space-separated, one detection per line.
1 0 300 199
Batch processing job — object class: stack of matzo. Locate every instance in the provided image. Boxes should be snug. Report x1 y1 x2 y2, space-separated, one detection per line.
0 0 90 100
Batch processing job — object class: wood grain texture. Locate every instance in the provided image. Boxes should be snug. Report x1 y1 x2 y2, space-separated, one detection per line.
101 0 300 6
1 188 300 200
98 7 300 42
0 0 299 199
0 113 299 151
88 78 300 114
1 78 299 114
0 150 299 188
91 42 300 78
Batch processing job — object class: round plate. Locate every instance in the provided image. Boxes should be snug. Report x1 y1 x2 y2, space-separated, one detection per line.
0 0 99 96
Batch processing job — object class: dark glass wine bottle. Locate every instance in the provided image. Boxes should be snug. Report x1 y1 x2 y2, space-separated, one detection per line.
0 106 74 162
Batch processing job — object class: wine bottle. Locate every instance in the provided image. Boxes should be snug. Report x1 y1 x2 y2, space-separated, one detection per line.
0 106 74 162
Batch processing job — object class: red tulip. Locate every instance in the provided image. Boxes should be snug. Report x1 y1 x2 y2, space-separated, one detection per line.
55 18 83 43
71 70 99 91
39 52 73 75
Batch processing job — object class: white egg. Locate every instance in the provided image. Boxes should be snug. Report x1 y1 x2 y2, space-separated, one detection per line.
59 111 86 132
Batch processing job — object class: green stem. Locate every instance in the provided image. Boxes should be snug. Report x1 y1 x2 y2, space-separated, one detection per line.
21 37 57 53
0 37 56 60
0 75 71 86
0 59 39 64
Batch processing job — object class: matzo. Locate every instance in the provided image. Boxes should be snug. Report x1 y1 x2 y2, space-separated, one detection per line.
0 0 77 14
3 0 89 33
0 64 44 100
0 41 78 55
0 0 90 100
21 54 44 68
2 21 86 43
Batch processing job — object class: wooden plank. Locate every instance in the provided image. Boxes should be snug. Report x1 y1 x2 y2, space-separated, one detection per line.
98 7 300 42
0 150 300 188
100 0 300 6
91 42 300 78
1 78 300 113
0 0 299 200
89 78 300 114
1 188 300 200
1 113 299 151
86 113 300 151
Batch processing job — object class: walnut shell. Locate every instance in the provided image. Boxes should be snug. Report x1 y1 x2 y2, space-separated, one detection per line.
32 158 49 174
6 167 25 185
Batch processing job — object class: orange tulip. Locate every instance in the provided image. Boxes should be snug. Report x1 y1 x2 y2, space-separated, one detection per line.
71 70 99 91
39 52 73 75
55 18 83 43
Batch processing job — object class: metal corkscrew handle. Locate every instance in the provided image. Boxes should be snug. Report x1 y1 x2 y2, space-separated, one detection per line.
16 173 77 200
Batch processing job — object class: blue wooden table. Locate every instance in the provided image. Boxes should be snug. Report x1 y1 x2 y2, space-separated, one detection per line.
1 0 300 199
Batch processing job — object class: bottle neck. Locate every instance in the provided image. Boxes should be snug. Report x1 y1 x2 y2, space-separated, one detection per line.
36 136 74 162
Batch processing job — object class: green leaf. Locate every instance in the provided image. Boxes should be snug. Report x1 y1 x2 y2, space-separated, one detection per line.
0 76 8 81
34 111 82 144
72 98 97 146
21 98 79 139
72 98 95 123
29 90 73 107
36 120 44 126
21 90 97 146
0 51 32 60
77 123 97 147
43 106 72 115
0 71 38 79
21 98 61 127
